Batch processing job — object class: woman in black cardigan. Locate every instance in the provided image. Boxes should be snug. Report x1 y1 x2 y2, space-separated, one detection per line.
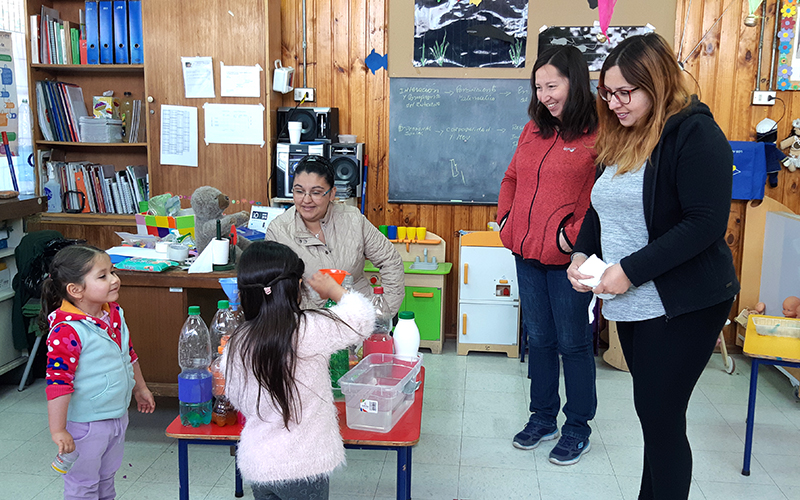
567 33 739 500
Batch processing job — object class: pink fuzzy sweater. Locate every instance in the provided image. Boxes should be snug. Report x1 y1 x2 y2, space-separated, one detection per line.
222 292 376 484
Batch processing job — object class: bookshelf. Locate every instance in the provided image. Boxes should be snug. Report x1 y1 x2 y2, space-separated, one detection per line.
25 0 282 232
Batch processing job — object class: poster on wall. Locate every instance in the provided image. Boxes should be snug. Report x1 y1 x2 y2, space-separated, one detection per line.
413 0 528 68
0 32 18 155
538 24 654 72
778 0 800 90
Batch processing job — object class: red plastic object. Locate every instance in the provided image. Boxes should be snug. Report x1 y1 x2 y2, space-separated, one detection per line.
319 268 349 285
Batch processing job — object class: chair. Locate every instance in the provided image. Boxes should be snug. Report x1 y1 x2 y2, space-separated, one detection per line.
17 299 42 391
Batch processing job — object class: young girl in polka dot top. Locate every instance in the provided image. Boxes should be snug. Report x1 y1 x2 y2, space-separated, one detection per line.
41 245 155 500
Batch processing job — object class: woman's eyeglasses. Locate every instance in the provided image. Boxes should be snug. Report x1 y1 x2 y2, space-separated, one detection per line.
292 187 332 201
597 86 639 104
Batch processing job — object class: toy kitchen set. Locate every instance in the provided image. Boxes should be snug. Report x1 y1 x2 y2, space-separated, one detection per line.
364 228 452 354
457 231 519 357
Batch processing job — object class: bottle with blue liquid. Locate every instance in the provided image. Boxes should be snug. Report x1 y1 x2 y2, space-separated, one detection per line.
178 306 213 426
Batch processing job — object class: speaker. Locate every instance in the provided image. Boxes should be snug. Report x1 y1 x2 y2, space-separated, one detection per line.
330 143 363 198
277 107 339 143
275 143 330 198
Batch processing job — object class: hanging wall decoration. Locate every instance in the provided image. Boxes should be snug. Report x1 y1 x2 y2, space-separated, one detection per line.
777 0 800 90
413 0 529 68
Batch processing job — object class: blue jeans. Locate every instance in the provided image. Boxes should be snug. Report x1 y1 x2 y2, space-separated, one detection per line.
516 256 597 439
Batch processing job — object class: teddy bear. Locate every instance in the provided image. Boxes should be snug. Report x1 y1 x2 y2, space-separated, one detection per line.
780 119 800 172
190 186 251 255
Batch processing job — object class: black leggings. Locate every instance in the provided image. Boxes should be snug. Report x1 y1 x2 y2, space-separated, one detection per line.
616 298 733 500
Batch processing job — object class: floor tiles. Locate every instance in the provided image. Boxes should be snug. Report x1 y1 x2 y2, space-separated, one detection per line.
1 350 799 499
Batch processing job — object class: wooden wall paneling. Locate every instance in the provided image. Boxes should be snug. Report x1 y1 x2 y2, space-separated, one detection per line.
331 0 350 132
142 0 272 207
27 218 137 250
348 1 366 145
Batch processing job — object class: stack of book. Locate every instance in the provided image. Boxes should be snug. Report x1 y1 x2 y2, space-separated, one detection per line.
32 6 82 65
35 81 90 142
128 99 143 143
30 1 144 66
47 162 148 214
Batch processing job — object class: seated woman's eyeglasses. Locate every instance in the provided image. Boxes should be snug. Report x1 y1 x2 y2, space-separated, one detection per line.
597 86 639 104
292 187 332 201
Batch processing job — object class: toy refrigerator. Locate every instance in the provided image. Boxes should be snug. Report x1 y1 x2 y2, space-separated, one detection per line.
457 231 519 357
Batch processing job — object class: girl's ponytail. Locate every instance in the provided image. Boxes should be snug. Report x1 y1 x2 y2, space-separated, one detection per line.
36 245 105 333
38 276 62 335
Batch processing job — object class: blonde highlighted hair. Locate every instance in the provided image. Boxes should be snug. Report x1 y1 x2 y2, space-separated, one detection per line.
595 33 693 174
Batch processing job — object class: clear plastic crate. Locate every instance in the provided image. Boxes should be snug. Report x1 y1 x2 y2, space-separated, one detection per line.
338 353 422 433
79 116 123 143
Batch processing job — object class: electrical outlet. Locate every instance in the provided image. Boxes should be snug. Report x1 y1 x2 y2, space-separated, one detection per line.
752 91 776 105
294 88 315 102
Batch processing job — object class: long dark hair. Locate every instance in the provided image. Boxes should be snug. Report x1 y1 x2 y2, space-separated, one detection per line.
226 241 307 427
38 245 106 333
529 45 598 142
293 155 334 188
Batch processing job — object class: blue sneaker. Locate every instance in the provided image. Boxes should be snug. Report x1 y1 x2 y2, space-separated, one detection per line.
548 435 591 465
512 420 559 450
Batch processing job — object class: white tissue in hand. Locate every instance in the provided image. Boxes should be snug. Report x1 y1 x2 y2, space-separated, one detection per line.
577 254 610 288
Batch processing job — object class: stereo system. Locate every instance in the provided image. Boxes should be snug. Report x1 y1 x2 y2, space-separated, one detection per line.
277 107 339 143
276 143 330 198
329 143 364 199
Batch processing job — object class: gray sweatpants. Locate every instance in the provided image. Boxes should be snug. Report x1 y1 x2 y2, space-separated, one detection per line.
251 476 329 500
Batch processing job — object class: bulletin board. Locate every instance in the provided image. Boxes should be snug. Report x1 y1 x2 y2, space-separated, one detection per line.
388 0 678 78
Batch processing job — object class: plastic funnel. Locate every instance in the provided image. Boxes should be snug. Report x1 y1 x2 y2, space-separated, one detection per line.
319 268 349 285
219 277 239 308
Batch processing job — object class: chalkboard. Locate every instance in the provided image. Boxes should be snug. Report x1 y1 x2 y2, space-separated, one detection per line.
389 78 530 204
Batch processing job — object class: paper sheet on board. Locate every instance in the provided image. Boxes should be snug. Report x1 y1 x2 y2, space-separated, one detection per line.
181 56 215 98
202 103 264 146
220 62 262 97
160 105 198 167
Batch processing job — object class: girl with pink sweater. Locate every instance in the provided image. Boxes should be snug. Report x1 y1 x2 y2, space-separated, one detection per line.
222 241 375 499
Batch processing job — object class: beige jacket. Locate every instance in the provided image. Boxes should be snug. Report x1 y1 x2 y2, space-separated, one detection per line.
265 203 405 315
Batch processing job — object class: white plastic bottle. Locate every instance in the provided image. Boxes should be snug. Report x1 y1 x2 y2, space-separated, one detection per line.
43 162 62 213
393 311 420 359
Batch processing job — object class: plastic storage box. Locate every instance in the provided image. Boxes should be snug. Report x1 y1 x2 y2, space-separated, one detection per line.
79 116 123 143
339 353 422 433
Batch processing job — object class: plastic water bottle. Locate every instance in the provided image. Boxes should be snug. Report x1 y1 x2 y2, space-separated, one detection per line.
16 99 35 194
178 306 213 427
393 311 420 359
210 300 236 359
210 338 237 426
43 162 62 213
364 287 394 356
328 275 353 397
51 450 79 474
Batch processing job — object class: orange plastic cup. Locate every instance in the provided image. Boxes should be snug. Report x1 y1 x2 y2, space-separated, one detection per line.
319 268 349 284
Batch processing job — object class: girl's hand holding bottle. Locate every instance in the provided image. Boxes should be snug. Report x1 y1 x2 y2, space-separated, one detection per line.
51 429 75 455
307 271 345 304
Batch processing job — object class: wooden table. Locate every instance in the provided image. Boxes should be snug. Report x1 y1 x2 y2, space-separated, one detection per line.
116 269 234 395
166 368 425 500
741 316 800 476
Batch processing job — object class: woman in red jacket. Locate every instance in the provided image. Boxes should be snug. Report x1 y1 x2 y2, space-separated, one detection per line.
498 44 598 466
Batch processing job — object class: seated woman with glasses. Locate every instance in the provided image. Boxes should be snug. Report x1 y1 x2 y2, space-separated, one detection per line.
265 155 405 313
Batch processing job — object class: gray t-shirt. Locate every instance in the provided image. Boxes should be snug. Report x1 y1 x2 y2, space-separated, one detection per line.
592 165 666 321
